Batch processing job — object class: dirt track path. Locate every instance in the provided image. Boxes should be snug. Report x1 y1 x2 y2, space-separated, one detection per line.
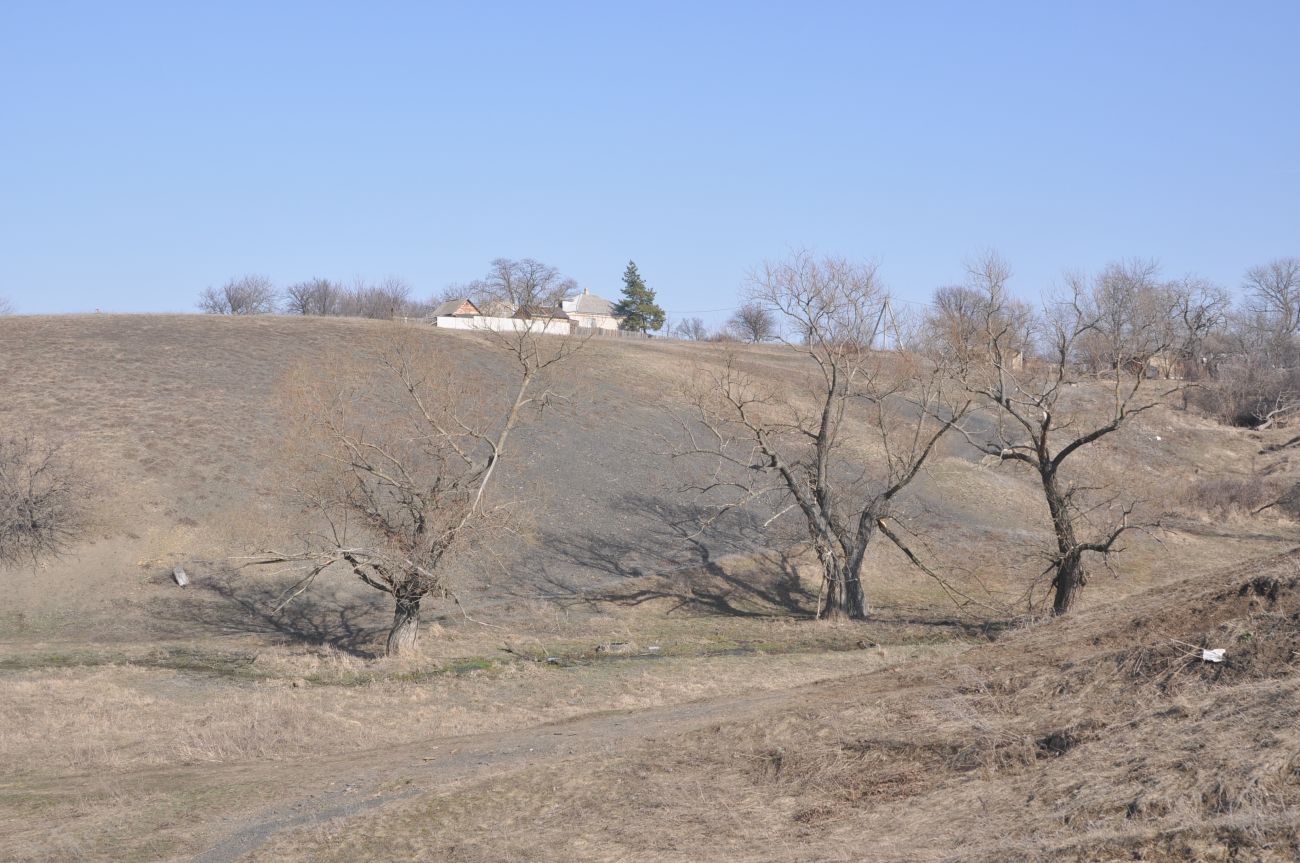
188 683 837 863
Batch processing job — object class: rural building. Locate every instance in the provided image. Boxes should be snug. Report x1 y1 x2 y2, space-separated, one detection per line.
427 295 609 338
561 288 622 331
430 298 480 318
477 299 517 318
513 305 571 325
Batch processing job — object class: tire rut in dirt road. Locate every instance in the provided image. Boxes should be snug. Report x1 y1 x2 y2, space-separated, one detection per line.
191 686 807 863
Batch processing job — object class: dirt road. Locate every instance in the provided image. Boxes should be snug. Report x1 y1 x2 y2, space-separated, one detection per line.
189 683 837 862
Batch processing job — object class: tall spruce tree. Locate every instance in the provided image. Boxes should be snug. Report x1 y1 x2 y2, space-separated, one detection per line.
613 261 665 334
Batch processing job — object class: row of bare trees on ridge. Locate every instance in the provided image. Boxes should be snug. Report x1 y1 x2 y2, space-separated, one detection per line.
197 259 589 320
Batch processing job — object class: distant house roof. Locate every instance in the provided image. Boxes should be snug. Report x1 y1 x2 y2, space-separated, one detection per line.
562 289 617 317
431 298 480 317
513 305 570 320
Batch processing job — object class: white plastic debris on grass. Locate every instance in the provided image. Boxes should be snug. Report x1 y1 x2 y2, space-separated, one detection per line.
1201 648 1226 663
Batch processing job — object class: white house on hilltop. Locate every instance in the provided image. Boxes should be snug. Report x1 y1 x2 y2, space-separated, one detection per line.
561 288 622 331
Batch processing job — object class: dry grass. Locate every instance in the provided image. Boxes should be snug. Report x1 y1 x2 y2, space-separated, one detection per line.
0 314 1288 636
3 315 1300 861
243 553 1300 863
0 643 961 778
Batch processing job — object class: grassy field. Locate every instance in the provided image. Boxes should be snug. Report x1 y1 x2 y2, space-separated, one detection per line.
1 314 1297 861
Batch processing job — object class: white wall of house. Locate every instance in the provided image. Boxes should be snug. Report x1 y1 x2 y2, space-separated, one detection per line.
570 313 621 331
433 315 571 336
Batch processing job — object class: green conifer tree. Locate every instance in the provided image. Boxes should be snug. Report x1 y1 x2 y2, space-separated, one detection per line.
612 261 665 334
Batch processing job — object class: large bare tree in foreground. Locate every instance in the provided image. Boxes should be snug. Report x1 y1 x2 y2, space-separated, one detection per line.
945 254 1176 615
679 253 967 620
253 323 581 655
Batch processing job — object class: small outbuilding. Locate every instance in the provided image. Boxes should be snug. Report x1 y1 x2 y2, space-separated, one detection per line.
430 298 481 318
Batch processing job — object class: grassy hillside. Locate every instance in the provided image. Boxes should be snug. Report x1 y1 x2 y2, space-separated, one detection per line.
241 550 1300 863
0 314 1283 640
1 314 1297 861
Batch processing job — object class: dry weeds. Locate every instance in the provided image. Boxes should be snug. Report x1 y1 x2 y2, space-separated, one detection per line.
3 315 1300 861
241 552 1300 863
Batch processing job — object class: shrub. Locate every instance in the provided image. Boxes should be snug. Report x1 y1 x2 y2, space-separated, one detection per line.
1184 474 1288 518
0 433 87 567
1186 362 1300 429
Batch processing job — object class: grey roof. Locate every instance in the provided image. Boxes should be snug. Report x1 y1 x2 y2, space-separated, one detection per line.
513 305 570 320
431 298 478 317
565 291 617 316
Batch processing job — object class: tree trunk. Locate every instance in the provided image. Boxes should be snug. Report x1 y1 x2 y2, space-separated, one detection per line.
386 595 421 656
817 548 867 621
1042 471 1083 616
1052 554 1084 616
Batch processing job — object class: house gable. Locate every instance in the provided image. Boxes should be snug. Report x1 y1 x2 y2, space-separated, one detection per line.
431 298 481 318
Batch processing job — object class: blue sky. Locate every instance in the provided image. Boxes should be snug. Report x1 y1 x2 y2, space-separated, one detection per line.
2 1 1297 322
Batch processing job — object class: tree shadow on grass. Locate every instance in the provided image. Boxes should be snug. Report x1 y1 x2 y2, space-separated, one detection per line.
527 492 1020 638
154 570 388 658
534 493 818 618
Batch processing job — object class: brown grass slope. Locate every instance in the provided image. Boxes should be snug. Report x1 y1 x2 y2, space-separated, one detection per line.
2 314 1299 862
244 549 1300 863
0 313 1288 648
0 314 780 643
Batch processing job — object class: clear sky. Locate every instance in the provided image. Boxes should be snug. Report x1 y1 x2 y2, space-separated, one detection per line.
2 1 1297 323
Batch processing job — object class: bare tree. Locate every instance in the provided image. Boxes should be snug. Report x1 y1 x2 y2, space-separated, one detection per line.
925 279 1032 369
0 296 13 315
1179 261 1297 426
678 253 967 620
250 323 583 655
925 284 985 362
1073 259 1175 375
947 252 1176 616
1244 257 1300 339
336 276 414 320
467 258 576 312
0 433 86 568
199 275 278 315
430 284 476 307
283 278 343 316
675 317 711 341
1200 314 1300 428
1168 276 1230 380
371 276 414 319
728 301 777 343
